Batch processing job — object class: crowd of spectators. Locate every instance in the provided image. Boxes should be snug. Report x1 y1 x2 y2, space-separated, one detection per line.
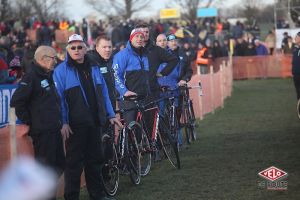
0 16 294 84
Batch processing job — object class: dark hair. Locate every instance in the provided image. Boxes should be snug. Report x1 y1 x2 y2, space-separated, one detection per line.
135 23 149 29
95 36 111 46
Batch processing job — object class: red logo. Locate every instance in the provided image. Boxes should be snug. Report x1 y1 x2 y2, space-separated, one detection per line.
258 166 288 182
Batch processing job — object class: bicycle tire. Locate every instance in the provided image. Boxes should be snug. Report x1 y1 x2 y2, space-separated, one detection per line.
133 121 151 176
183 105 192 144
188 100 197 141
158 115 181 169
297 99 300 120
101 142 119 196
126 122 141 185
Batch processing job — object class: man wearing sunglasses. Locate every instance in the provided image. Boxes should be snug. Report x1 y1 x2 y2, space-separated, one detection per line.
11 46 65 200
53 34 120 200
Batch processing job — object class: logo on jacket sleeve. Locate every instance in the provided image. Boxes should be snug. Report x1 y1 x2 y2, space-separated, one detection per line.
100 67 108 74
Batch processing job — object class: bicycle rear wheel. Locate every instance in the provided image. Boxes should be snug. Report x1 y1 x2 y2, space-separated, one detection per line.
158 115 181 169
188 100 197 141
126 122 141 185
297 99 300 120
182 105 192 144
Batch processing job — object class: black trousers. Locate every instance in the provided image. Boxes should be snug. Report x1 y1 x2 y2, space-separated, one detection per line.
30 129 65 200
64 125 105 200
293 75 300 100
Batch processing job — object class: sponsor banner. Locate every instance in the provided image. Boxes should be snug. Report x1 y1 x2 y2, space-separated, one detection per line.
0 85 17 127
160 8 180 19
197 8 218 18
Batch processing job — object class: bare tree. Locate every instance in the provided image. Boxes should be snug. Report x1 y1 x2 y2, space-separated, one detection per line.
2 0 65 21
173 0 214 22
28 0 65 21
241 0 262 21
0 0 9 20
86 0 151 20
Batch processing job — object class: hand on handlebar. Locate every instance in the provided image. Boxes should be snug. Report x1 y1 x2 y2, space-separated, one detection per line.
178 80 187 86
124 90 137 97
156 73 163 77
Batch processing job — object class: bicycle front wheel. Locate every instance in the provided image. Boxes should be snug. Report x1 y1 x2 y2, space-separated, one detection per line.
126 122 141 185
131 121 151 176
101 142 119 196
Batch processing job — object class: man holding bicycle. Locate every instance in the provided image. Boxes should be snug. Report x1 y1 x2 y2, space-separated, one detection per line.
113 29 150 122
53 34 120 200
157 34 193 145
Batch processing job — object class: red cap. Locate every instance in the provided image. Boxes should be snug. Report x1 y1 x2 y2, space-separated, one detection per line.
129 29 145 41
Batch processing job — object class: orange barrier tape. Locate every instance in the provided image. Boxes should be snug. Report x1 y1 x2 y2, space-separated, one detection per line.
189 59 233 119
232 55 292 79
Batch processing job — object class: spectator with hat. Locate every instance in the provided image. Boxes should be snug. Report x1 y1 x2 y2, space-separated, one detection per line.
166 34 193 147
113 29 150 123
53 34 121 200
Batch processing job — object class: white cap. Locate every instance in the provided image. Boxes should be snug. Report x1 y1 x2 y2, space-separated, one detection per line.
67 34 84 44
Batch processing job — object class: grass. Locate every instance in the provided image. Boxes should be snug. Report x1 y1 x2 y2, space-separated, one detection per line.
76 78 300 200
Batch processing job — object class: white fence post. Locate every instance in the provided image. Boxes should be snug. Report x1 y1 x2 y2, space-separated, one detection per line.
9 107 17 159
210 65 215 114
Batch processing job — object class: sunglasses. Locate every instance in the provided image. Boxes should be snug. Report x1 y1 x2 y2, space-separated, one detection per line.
70 45 83 50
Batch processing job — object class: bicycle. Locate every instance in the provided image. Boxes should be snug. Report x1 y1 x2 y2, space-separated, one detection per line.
179 82 202 144
101 112 142 195
123 95 181 171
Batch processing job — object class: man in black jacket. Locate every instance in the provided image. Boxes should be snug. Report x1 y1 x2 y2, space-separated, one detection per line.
88 36 116 109
135 23 179 135
135 23 179 95
10 46 64 200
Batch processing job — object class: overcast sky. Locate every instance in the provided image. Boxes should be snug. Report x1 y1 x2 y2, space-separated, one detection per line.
65 0 275 21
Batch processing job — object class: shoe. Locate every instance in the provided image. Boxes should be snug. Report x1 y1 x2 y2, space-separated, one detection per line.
100 196 116 200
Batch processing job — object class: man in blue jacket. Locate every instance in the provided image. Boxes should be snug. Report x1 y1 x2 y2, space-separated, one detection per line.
157 34 193 147
53 34 120 200
113 29 149 122
254 39 269 55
